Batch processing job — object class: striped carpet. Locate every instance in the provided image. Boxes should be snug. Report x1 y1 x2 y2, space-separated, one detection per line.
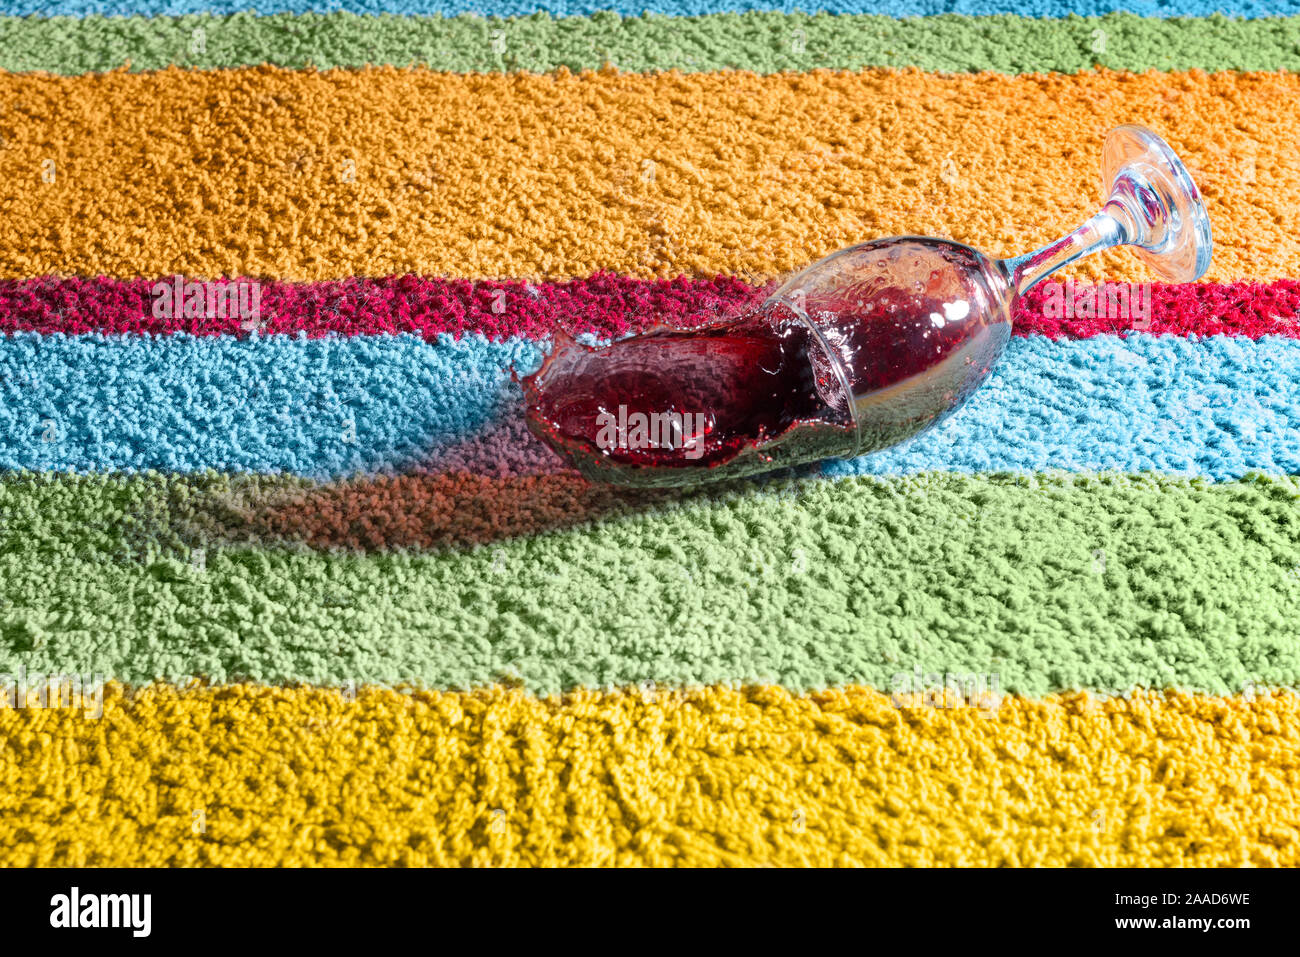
1 1 1297 867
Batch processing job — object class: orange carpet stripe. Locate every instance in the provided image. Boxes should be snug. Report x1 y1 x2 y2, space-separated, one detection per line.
0 66 1290 281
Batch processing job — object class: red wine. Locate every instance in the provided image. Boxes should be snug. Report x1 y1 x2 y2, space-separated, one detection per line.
789 239 1013 457
523 237 1013 488
522 305 855 486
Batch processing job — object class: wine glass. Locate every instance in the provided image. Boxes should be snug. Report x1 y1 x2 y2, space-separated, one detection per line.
522 125 1212 488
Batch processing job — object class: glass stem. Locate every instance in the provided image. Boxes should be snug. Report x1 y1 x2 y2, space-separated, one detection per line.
998 207 1129 297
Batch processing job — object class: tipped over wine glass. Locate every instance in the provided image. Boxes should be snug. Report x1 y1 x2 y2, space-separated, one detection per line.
522 125 1213 488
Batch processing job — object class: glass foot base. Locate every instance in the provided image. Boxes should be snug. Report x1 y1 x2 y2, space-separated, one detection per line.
1101 124 1213 283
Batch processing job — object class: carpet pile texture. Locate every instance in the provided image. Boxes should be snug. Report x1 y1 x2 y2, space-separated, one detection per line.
0 0 1296 866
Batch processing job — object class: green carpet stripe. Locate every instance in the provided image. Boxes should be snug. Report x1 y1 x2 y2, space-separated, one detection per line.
2 470 1297 695
2 12 1299 76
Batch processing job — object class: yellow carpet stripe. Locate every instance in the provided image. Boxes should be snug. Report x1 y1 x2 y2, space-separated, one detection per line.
0 67 1291 281
2 684 1296 866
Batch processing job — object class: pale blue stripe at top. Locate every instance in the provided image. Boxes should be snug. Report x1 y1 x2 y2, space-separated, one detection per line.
0 2 1289 22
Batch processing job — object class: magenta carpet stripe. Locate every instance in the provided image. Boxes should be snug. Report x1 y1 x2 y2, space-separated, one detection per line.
0 275 759 342
2 277 1298 342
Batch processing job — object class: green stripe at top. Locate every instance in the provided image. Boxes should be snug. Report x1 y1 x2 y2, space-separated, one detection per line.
2 12 1299 76
1 470 1297 696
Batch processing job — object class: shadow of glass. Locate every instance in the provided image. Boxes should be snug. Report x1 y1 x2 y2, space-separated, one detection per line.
117 425 813 558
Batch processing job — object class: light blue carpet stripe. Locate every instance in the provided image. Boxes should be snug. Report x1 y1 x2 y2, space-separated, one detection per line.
0 332 1294 480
